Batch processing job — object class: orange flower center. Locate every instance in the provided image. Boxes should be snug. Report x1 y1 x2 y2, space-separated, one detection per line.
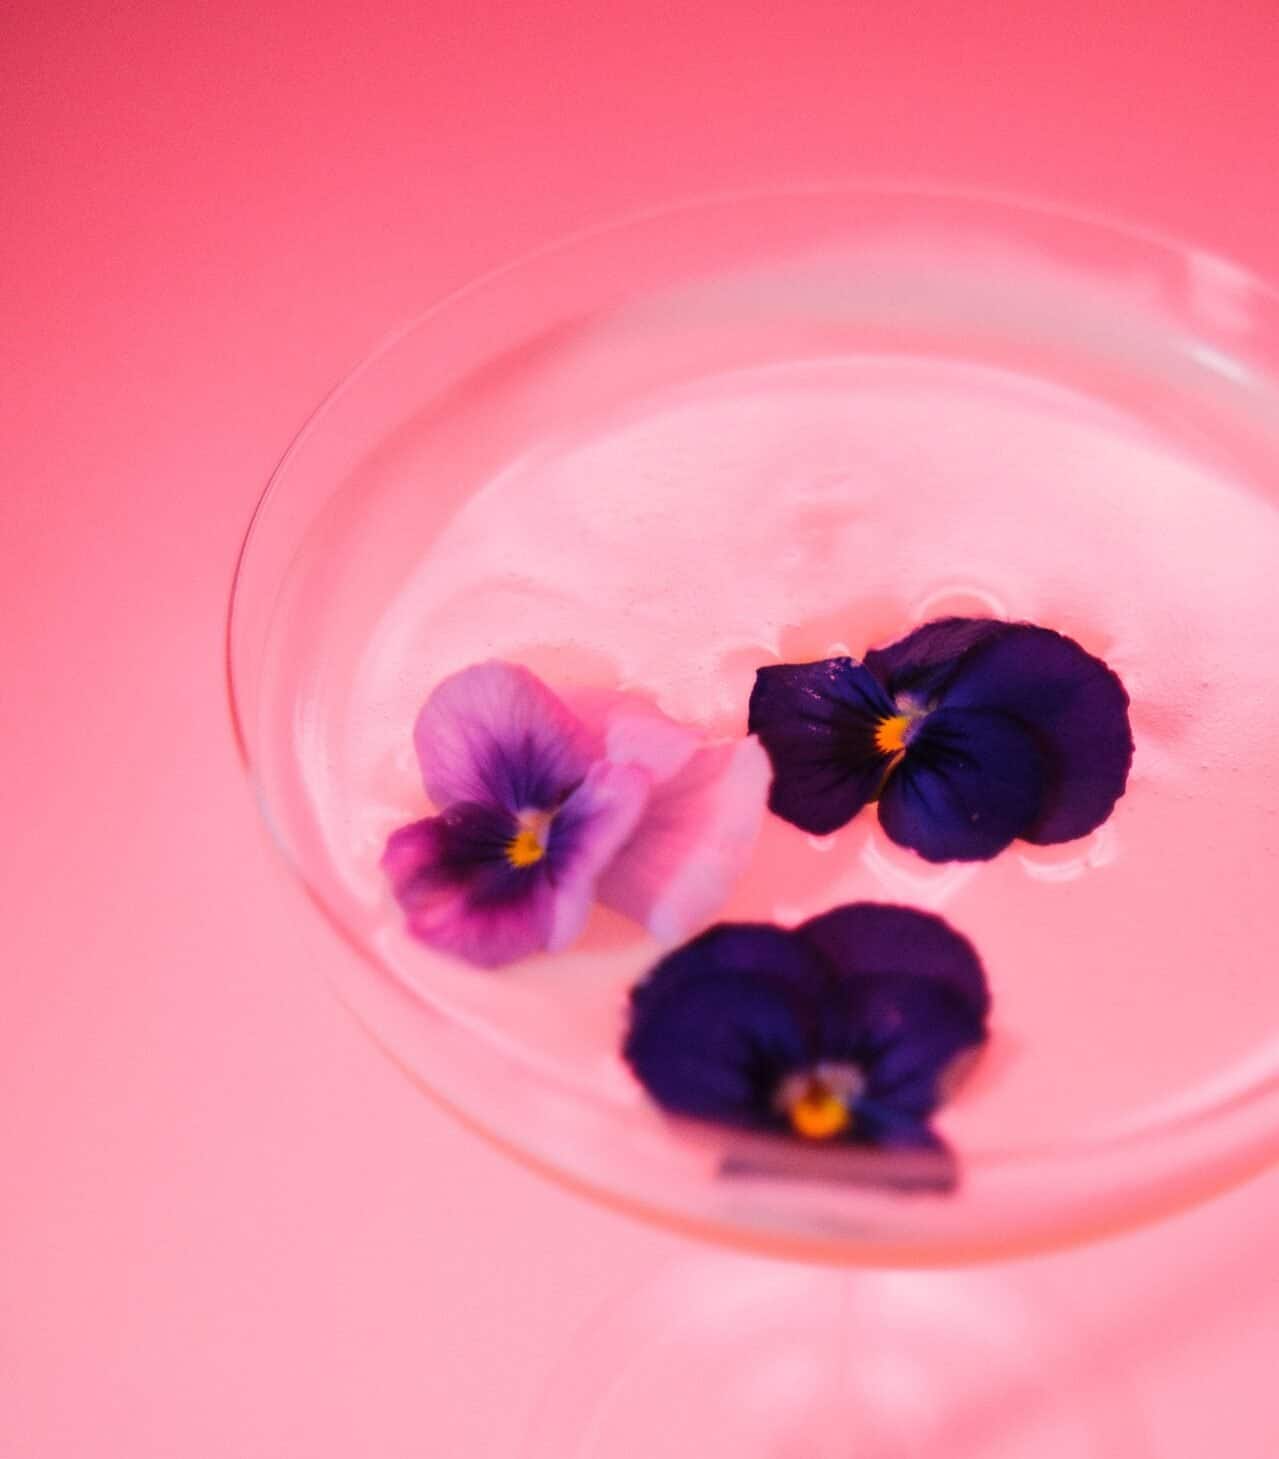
505 811 552 869
873 713 912 756
787 1079 853 1140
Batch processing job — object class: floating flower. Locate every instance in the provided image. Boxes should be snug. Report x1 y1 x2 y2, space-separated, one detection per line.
623 903 988 1156
382 662 770 967
748 617 1133 862
574 688 772 945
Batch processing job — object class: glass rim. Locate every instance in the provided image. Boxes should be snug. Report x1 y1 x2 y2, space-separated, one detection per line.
225 179 1279 1258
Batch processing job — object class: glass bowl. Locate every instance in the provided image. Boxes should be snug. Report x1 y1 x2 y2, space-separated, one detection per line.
228 185 1279 1265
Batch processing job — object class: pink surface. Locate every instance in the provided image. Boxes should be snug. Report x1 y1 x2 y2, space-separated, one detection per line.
4 2 1279 1455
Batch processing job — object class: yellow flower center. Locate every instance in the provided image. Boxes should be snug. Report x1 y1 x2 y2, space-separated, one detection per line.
505 811 551 869
874 713 912 756
787 1081 853 1141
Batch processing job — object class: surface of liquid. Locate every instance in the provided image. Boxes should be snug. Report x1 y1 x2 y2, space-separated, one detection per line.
295 348 1279 1158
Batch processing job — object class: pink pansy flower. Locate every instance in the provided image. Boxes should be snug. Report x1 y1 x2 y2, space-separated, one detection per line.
382 662 769 968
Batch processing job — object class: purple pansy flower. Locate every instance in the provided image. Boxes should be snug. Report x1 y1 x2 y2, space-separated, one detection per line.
382 662 770 968
623 903 988 1156
748 617 1133 862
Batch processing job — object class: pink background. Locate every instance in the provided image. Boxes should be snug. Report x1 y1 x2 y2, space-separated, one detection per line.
4 2 1279 1454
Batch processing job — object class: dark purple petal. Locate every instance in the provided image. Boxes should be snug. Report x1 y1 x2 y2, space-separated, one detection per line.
381 806 555 968
748 658 899 834
864 617 1012 704
413 661 592 815
938 624 1133 844
821 973 986 1117
850 1103 949 1154
877 707 1045 862
798 902 990 1019
623 925 827 1130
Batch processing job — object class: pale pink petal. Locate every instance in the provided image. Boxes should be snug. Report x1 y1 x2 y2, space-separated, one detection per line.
603 704 701 781
566 687 700 779
597 735 771 943
412 661 592 812
545 761 651 950
570 691 771 942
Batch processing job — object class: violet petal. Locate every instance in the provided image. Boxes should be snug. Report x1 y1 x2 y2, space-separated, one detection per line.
381 807 556 969
623 924 827 1131
748 658 898 835
798 902 990 1019
864 616 1012 704
412 661 593 815
938 623 1133 844
877 707 1045 862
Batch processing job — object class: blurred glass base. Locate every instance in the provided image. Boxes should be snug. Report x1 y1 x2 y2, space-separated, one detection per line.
515 1250 1151 1459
